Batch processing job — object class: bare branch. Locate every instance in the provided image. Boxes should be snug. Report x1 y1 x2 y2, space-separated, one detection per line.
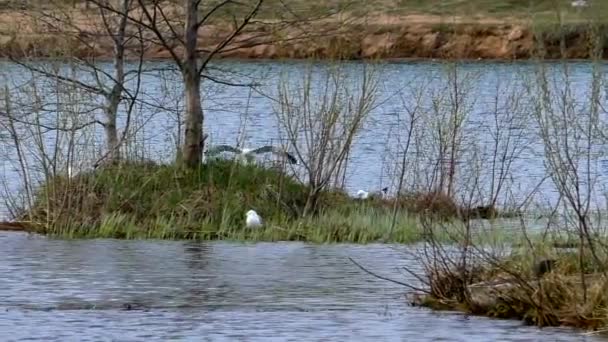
348 257 430 294
198 0 264 75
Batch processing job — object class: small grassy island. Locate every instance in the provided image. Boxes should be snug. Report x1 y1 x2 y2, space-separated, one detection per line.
15 159 433 242
12 158 514 243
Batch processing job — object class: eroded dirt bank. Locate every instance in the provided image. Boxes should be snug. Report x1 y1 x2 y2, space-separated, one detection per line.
0 11 603 60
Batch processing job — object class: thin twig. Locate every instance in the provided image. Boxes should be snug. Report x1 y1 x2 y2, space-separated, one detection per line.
348 257 430 294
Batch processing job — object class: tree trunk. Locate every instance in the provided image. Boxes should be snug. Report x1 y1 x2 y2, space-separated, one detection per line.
104 94 120 162
181 0 203 168
303 190 320 218
103 0 129 163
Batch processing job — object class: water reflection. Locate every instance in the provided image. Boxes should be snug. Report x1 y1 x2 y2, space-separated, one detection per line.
0 232 602 341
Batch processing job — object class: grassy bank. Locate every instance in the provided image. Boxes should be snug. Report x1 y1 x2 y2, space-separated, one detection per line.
413 246 608 331
4 0 608 23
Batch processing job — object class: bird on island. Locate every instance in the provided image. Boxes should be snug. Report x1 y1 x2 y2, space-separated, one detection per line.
380 187 389 199
246 209 263 228
204 144 298 165
355 187 389 200
571 0 588 8
356 189 369 199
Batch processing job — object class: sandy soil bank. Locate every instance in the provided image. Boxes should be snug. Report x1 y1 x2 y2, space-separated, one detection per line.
0 10 601 61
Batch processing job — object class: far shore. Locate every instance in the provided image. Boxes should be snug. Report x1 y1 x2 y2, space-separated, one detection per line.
1 8 607 61
2 56 605 64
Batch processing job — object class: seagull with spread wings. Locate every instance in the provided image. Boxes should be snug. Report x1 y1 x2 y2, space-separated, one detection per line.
204 144 299 165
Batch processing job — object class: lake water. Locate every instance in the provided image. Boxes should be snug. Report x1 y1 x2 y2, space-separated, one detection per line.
1 60 607 339
0 232 602 341
3 60 608 217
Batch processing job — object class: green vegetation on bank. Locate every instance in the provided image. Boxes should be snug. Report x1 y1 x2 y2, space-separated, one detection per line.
13 159 530 243
3 0 608 24
385 0 607 24
3 0 608 61
16 160 419 242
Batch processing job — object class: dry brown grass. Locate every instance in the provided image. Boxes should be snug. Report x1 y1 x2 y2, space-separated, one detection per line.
376 191 497 220
416 255 608 330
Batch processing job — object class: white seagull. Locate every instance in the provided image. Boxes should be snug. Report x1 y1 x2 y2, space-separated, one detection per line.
356 190 369 199
246 210 263 228
204 145 298 165
355 187 388 200
571 0 588 7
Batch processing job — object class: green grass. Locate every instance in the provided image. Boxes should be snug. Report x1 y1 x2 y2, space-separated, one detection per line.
389 0 608 23
20 159 438 242
46 205 427 243
8 0 608 25
209 0 608 24
18 159 565 244
256 0 608 26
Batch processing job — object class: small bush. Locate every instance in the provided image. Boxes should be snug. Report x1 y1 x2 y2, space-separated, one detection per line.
415 252 608 330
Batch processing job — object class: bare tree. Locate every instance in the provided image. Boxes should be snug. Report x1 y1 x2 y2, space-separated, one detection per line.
388 83 424 235
84 0 265 167
100 0 131 162
0 67 102 221
484 79 530 209
89 0 364 167
439 65 475 198
527 60 608 300
275 63 377 216
8 0 145 165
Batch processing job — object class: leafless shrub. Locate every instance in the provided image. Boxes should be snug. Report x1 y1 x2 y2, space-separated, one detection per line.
275 63 377 216
7 0 148 166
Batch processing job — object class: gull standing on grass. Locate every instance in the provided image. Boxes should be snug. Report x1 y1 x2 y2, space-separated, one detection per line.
355 187 389 200
246 210 263 228
571 0 588 8
356 190 370 199
204 145 299 165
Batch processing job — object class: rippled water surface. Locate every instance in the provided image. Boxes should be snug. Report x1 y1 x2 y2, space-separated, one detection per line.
0 232 602 341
